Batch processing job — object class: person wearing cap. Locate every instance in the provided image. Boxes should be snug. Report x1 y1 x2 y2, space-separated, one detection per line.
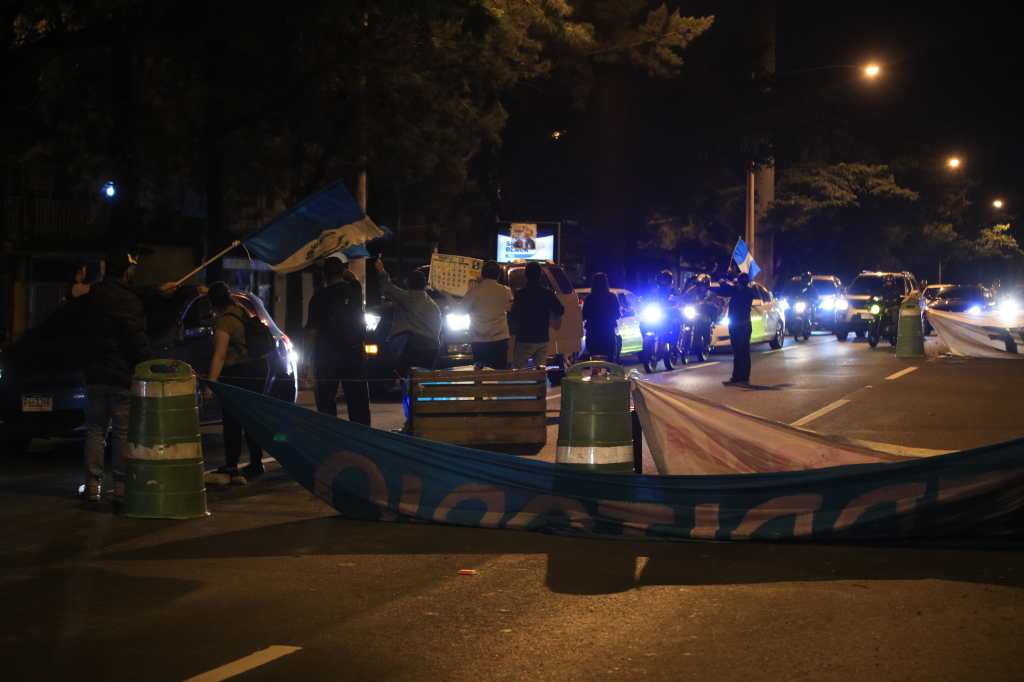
510 262 564 369
374 258 442 375
460 260 513 369
307 256 371 424
80 249 152 503
717 270 756 386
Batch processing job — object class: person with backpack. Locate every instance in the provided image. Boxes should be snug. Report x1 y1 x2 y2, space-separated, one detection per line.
307 256 371 424
204 281 270 485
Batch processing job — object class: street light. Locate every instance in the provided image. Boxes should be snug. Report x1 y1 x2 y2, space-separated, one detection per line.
863 63 881 79
946 156 962 170
993 199 1005 209
101 180 117 199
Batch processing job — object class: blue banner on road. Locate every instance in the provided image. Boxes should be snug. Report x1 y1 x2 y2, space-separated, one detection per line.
209 382 1024 542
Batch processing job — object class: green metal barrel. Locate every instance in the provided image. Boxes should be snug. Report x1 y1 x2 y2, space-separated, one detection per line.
124 359 208 519
896 293 926 358
556 360 634 472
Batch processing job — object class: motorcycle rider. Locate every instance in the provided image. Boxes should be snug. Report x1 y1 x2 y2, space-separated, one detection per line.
641 270 683 371
680 273 720 360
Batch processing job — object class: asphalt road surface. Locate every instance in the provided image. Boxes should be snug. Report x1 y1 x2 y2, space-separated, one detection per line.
3 334 1024 681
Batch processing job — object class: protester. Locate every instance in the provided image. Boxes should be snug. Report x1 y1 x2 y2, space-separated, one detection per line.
306 257 371 424
374 257 442 375
581 272 619 360
717 271 756 386
81 249 152 503
510 262 564 369
203 282 268 485
460 260 512 369
70 262 100 299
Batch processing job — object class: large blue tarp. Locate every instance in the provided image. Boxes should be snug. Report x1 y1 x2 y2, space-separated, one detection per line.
209 382 1024 542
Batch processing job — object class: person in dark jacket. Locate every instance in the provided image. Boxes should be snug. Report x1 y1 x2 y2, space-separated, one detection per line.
510 262 564 369
718 271 756 385
582 272 620 360
307 257 371 425
81 249 152 502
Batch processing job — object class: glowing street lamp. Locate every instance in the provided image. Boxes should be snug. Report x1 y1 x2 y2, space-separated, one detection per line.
993 199 1005 209
101 180 117 198
946 156 962 170
863 63 881 79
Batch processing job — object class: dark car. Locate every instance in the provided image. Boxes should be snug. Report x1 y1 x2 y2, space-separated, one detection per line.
1 288 297 455
922 284 993 334
835 271 917 341
776 273 844 338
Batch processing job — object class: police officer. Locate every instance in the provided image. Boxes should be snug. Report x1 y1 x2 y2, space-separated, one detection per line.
717 271 756 386
306 256 371 425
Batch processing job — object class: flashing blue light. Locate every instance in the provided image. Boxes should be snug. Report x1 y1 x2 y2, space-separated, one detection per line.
641 303 664 325
101 181 117 199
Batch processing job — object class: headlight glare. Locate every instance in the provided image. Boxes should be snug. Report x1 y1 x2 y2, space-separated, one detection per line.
835 299 849 311
641 303 664 325
794 301 808 314
869 304 881 315
446 313 471 332
967 304 982 315
778 298 790 312
683 305 697 321
364 312 382 331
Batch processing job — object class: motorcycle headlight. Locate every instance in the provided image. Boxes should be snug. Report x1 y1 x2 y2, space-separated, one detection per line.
719 315 731 327
869 303 881 315
778 298 790 312
967 304 982 315
446 313 471 332
819 296 835 311
364 312 381 331
835 299 849 311
794 301 807 314
683 305 697 321
641 303 664 325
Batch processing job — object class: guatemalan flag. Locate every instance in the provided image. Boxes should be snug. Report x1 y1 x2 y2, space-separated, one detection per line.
732 238 761 280
243 181 384 273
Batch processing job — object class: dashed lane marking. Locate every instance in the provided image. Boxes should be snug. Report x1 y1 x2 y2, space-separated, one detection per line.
885 366 919 381
184 646 302 682
790 399 851 428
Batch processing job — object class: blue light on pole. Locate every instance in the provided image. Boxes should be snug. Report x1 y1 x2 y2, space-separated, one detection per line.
101 181 117 199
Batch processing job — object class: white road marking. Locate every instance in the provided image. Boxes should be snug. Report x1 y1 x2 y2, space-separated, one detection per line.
885 367 919 381
790 399 851 427
184 646 302 682
683 361 720 370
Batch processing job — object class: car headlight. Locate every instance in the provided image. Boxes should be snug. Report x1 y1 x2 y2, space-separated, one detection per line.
794 301 807 314
641 303 664 325
819 296 835 311
683 305 697 321
719 315 731 326
967 304 982 315
869 303 881 315
446 313 471 332
364 312 381 331
778 298 790 312
999 299 1020 317
835 299 849 311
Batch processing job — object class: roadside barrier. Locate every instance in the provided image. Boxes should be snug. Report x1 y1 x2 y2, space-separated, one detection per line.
556 361 636 472
896 293 926 358
124 360 209 519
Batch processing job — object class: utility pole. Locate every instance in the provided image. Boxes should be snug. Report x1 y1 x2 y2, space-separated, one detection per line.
349 7 370 299
745 0 776 286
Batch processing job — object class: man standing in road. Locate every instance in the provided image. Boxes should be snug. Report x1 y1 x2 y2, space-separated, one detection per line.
510 262 564 369
81 249 152 503
717 272 756 386
306 256 371 425
460 260 513 369
374 258 442 375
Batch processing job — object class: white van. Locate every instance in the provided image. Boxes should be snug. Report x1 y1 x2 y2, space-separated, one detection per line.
503 262 584 364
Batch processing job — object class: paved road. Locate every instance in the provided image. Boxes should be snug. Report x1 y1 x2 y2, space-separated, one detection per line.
3 336 1024 681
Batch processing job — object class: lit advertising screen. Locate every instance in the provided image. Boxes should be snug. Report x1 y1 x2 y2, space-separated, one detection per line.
496 222 556 262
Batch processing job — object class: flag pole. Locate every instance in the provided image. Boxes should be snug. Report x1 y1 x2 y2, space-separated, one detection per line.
173 240 242 287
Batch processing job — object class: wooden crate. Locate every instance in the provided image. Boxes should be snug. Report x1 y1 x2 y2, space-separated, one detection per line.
408 367 548 448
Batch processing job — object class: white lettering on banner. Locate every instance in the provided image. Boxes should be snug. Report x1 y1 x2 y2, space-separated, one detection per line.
832 483 927 532
314 451 390 515
690 503 720 540
598 501 675 537
505 495 594 532
398 475 423 516
730 495 823 539
433 485 507 527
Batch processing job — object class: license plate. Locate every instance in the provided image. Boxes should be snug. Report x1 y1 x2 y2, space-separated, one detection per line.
21 395 53 412
860 313 875 320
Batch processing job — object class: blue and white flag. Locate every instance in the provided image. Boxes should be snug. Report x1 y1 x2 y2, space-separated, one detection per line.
732 238 761 279
243 181 383 273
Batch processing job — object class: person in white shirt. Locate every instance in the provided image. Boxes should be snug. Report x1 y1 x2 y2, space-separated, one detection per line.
460 260 512 369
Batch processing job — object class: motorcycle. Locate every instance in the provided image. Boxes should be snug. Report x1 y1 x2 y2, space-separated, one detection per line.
781 297 812 341
639 299 682 373
679 300 718 362
866 295 900 348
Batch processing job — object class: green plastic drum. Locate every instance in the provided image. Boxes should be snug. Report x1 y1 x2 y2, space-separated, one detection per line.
896 293 926 358
124 359 208 519
556 360 634 472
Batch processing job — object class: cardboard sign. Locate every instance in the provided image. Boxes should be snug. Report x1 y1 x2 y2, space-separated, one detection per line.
429 252 484 297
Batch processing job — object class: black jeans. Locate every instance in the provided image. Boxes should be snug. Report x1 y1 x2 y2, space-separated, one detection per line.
314 364 371 426
585 325 617 360
220 359 268 471
729 323 752 382
472 339 509 369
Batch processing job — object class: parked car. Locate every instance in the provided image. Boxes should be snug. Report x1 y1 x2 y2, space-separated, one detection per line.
576 287 643 361
708 281 786 350
835 271 918 341
1 287 297 456
921 284 994 334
